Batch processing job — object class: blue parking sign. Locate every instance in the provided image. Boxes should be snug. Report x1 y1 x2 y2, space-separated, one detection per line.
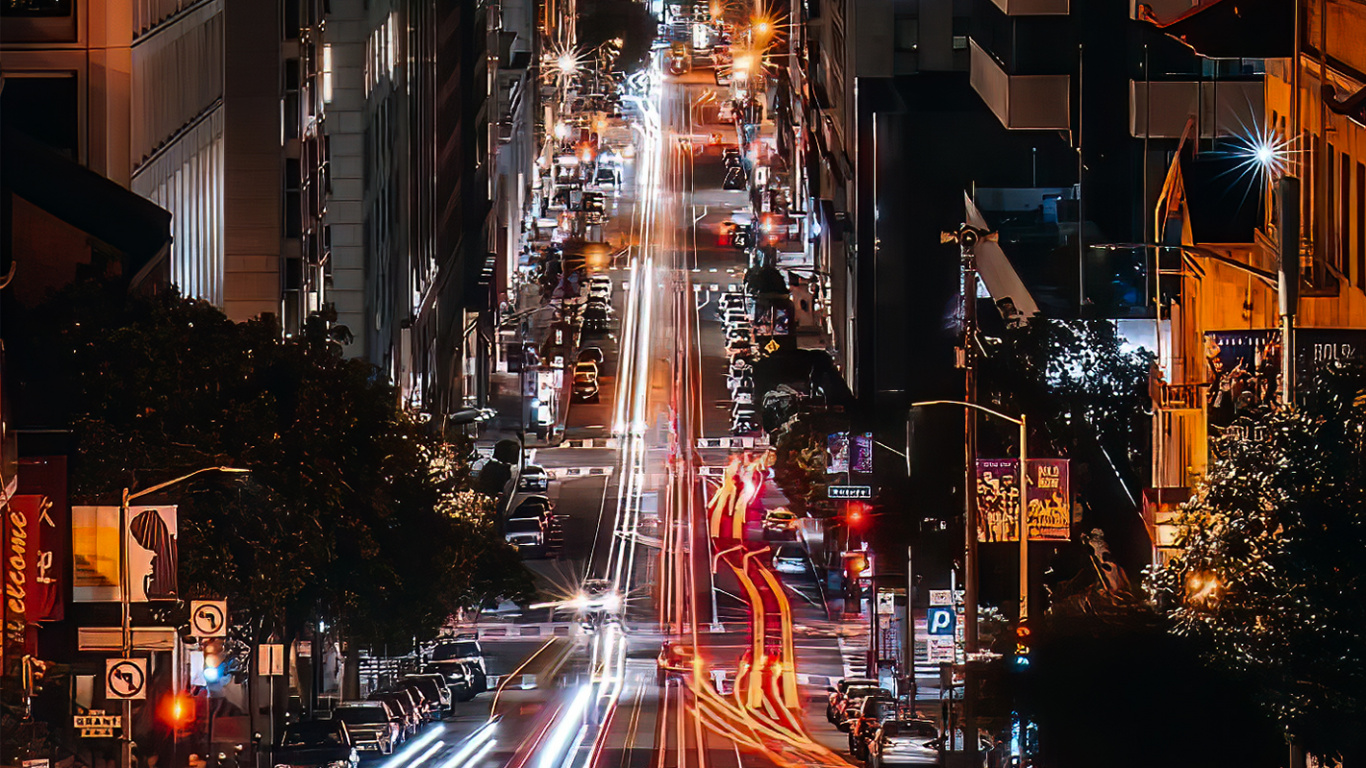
927 606 956 636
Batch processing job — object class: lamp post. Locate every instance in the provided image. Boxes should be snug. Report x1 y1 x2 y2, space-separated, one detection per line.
119 466 250 768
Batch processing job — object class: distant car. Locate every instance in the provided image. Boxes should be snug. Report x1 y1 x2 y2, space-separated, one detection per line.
421 658 474 702
429 639 488 693
827 677 880 723
512 495 553 522
763 509 799 540
332 701 398 755
836 685 893 732
722 148 743 168
728 373 754 396
771 544 807 574
725 326 752 343
848 695 902 759
519 464 550 492
575 360 600 379
579 346 605 364
595 165 619 187
583 304 612 332
572 372 601 403
275 719 359 768
723 165 747 191
402 674 452 717
722 306 749 327
732 388 753 406
724 337 752 358
656 640 693 685
866 719 941 768
718 292 746 311
731 407 759 435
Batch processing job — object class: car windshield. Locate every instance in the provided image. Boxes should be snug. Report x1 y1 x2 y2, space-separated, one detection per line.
507 519 542 533
334 706 386 724
847 686 885 700
282 722 342 746
431 641 480 661
775 546 803 559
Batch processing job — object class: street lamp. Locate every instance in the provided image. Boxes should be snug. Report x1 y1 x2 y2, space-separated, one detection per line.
119 466 250 768
909 401 1030 630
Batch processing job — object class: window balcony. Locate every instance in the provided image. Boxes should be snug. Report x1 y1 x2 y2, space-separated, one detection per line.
988 0 1069 15
969 38 1070 130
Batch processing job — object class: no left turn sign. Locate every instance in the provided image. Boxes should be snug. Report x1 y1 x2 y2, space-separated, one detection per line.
105 658 147 700
190 600 228 637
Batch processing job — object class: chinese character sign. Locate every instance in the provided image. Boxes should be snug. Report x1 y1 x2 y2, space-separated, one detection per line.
975 459 1071 542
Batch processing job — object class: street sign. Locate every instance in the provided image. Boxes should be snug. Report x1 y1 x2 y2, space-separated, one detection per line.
928 590 966 607
259 643 286 676
190 600 228 637
828 485 873 500
927 636 956 664
105 658 147 700
764 339 780 354
927 607 955 636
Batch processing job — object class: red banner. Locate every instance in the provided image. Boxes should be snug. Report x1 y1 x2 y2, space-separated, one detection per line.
19 456 68 622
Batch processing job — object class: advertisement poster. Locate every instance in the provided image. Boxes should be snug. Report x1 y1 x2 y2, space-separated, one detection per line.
851 432 873 474
73 505 178 602
1205 329 1366 450
975 459 1071 542
827 431 850 474
1203 330 1280 437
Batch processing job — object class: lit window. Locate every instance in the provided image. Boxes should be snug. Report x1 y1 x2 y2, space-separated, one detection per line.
322 44 334 103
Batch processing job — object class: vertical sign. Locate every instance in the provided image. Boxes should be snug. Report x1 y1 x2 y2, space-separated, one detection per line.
975 460 1071 542
826 432 850 474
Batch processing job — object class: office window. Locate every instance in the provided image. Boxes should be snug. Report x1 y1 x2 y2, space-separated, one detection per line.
322 45 334 104
1358 162 1365 292
285 158 302 238
1343 152 1351 280
894 17 918 52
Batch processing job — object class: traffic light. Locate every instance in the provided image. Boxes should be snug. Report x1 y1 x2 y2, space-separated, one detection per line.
198 638 227 685
158 692 196 730
1013 620 1032 669
845 501 869 527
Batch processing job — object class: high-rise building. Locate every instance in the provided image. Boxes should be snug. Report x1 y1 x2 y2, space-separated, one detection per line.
1 0 225 303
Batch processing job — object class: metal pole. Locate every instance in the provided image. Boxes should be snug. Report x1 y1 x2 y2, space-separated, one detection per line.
961 240 979 656
905 545 915 708
1018 415 1029 622
120 487 133 768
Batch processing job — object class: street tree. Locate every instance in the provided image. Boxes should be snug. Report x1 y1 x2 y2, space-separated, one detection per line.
10 283 534 653
1151 361 1366 763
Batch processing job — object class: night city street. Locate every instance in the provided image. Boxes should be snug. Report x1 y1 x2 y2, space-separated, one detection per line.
1 2 1364 768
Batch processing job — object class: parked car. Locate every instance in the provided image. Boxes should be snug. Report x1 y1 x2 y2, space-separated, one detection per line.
725 326 752 344
725 337 753 359
274 719 359 768
728 372 754 396
367 690 420 738
865 719 941 767
574 360 600 379
578 346 605 365
722 165 747 190
395 680 437 722
732 387 754 406
421 658 475 702
722 306 749 327
332 701 399 755
518 464 550 492
429 639 488 693
770 544 807 574
505 516 546 552
835 684 893 732
731 406 759 435
763 509 799 540
512 495 552 520
583 304 612 332
718 291 746 311
848 695 901 759
722 148 743 168
572 371 601 403
403 674 452 716
827 677 880 723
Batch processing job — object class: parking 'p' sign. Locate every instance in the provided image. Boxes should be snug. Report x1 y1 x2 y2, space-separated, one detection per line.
927 606 956 636
106 658 147 700
190 600 228 638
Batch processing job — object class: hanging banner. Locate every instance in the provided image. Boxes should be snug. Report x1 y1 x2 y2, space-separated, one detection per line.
851 432 873 474
826 431 850 474
974 459 1071 542
18 456 70 623
1205 329 1366 453
73 505 178 602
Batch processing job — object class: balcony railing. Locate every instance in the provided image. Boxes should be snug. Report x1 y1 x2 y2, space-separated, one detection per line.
969 38 1070 130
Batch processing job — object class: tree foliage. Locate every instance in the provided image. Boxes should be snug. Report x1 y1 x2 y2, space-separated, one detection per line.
1150 362 1366 761
11 283 534 648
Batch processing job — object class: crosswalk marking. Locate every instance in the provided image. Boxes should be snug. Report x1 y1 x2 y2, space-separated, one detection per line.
547 466 616 479
696 436 770 449
557 437 621 449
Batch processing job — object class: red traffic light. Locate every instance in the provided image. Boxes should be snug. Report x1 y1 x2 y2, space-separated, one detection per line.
845 501 869 526
159 693 195 729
